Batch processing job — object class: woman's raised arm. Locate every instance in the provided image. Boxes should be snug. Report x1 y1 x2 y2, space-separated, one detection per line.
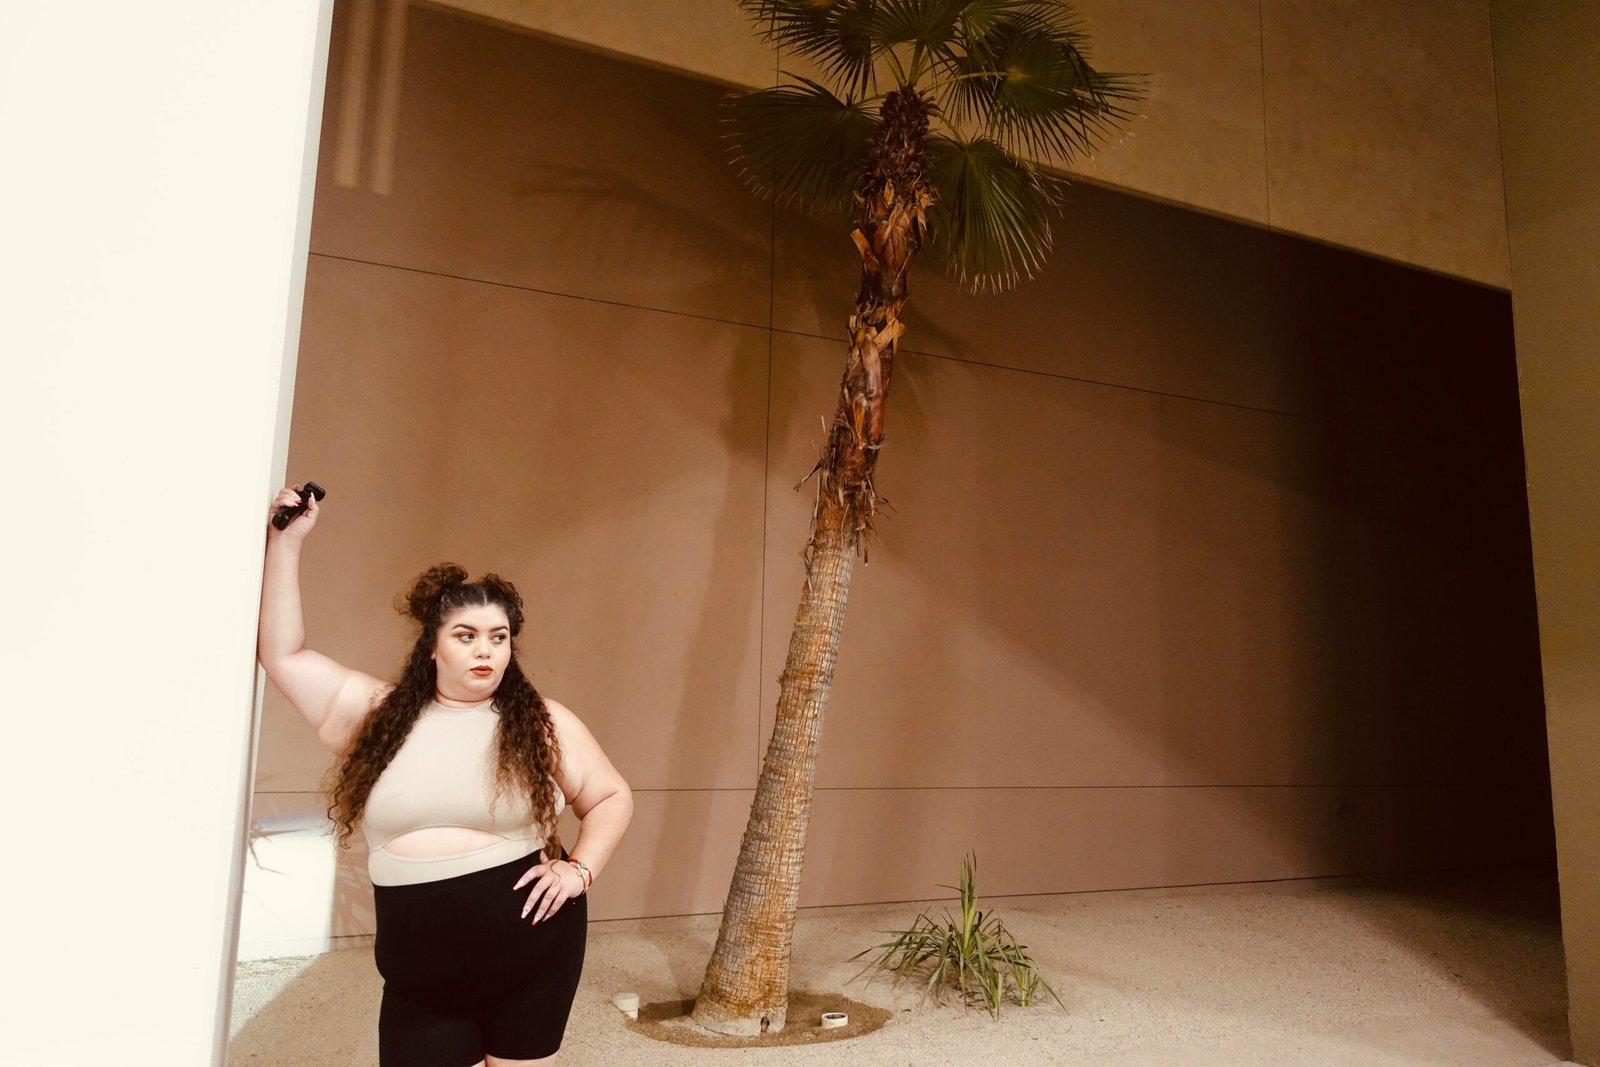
258 485 389 752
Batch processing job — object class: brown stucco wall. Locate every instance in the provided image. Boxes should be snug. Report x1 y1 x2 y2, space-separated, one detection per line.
241 2 1550 956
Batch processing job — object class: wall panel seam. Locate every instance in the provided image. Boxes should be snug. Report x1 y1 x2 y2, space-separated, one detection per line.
306 251 1331 421
1257 0 1274 232
1485 8 1518 297
759 176 777 779
804 782 1512 791
786 332 1337 422
580 861 1547 926
306 251 770 333
253 782 1516 795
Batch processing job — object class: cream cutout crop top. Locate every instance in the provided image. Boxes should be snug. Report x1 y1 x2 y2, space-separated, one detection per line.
362 698 564 886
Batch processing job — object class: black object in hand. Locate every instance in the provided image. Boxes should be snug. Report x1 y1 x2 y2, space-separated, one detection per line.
272 482 327 530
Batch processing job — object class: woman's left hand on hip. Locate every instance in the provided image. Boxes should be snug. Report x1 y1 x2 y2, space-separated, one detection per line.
513 856 584 924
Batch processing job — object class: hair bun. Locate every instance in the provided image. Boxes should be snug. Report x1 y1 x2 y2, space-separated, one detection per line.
399 563 469 623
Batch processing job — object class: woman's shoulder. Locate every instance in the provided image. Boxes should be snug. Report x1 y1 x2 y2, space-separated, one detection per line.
542 696 603 747
541 694 579 723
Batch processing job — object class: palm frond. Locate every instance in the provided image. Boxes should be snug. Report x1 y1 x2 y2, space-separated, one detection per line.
731 1 1143 289
739 0 880 97
940 6 1147 162
924 134 1060 292
869 0 967 52
957 0 1055 44
726 78 880 214
984 28 1146 160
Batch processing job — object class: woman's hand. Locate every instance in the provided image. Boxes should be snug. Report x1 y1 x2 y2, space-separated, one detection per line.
513 854 586 925
266 483 320 543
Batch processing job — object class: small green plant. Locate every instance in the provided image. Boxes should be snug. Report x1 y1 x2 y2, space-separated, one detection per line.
851 853 1062 1018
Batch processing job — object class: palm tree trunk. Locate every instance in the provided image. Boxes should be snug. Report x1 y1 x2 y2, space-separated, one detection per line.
692 87 933 1037
690 497 853 1036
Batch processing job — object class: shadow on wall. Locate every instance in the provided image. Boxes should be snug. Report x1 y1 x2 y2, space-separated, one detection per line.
772 186 1551 879
311 0 773 324
508 163 772 307
642 335 771 919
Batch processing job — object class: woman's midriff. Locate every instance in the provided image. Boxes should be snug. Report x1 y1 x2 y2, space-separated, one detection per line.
382 826 507 858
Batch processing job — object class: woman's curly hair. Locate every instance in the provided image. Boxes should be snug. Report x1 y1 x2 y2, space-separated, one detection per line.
326 563 563 855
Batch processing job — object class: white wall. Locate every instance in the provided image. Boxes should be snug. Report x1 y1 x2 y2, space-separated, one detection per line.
0 2 333 1063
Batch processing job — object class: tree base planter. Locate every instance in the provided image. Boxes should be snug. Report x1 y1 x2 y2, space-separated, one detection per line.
626 991 891 1048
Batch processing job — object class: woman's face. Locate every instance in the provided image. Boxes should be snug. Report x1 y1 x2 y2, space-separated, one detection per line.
432 602 513 704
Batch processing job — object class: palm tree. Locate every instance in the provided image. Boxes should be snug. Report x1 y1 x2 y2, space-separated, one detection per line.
691 0 1145 1035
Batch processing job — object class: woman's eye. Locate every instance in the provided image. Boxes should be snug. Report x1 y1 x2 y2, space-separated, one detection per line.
492 634 507 643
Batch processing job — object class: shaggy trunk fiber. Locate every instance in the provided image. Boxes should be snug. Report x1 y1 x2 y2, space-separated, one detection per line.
692 88 933 1036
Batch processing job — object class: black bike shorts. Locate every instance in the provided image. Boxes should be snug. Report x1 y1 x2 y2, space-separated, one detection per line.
372 849 587 1067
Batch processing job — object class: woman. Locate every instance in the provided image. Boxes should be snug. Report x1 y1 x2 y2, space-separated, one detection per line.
257 484 633 1067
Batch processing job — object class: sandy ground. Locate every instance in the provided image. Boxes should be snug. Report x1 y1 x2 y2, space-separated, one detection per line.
230 867 1577 1066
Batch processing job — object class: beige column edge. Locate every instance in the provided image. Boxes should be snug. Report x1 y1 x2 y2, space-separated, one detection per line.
215 4 339 1063
0 1 335 1062
1491 4 1600 1063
